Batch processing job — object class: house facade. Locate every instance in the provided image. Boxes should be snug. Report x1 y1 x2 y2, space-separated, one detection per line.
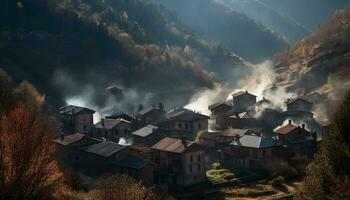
164 108 209 140
232 91 257 113
221 135 282 170
94 118 133 142
152 137 207 187
59 105 95 134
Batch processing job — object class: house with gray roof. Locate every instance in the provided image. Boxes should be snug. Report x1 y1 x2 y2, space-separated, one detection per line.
94 118 133 142
131 124 164 146
112 154 154 185
221 134 282 170
59 105 95 134
151 137 207 186
162 107 209 140
79 141 126 176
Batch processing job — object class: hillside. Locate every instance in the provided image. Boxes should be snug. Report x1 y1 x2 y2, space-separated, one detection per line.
274 8 350 97
214 0 311 43
152 0 289 63
261 0 350 31
0 0 248 112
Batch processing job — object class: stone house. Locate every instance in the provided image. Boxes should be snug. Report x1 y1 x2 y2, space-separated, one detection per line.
164 108 209 140
59 105 95 135
131 124 165 146
79 141 126 177
286 98 313 112
274 120 317 156
208 102 233 130
137 104 167 125
151 137 207 187
232 91 257 113
221 135 282 170
94 118 133 142
53 133 99 170
230 111 259 129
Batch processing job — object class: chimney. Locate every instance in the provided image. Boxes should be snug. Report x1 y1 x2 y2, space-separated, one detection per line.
101 119 105 127
60 133 64 140
235 135 240 141
313 131 317 141
302 124 306 130
288 120 292 124
181 136 187 147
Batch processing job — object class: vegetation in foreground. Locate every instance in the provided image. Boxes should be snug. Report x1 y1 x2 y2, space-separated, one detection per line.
295 91 350 199
0 69 174 200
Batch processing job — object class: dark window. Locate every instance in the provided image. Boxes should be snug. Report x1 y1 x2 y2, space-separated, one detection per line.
115 130 119 135
83 125 87 131
198 123 202 129
197 164 201 171
185 123 189 129
190 155 193 162
189 165 192 173
178 123 182 129
198 155 201 162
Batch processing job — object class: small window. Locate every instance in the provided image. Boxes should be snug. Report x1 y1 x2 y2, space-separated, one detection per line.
189 165 192 173
190 155 193 162
185 123 189 129
115 130 119 135
198 123 202 129
198 155 201 162
178 123 182 129
83 125 87 131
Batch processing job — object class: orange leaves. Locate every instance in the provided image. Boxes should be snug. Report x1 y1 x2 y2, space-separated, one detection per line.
0 104 63 200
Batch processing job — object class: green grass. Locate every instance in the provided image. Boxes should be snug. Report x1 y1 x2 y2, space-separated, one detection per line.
206 168 236 184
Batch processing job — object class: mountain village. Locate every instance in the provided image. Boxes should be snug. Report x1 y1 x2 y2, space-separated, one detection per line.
53 88 329 194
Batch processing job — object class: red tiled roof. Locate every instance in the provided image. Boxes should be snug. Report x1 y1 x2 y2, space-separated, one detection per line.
274 124 298 135
151 137 195 153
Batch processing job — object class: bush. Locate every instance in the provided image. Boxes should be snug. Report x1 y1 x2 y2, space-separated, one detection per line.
270 176 285 187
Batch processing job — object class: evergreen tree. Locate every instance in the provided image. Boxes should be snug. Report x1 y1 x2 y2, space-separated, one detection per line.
297 91 350 199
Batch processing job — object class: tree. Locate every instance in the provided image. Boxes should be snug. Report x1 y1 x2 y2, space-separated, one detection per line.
0 104 63 200
297 91 350 199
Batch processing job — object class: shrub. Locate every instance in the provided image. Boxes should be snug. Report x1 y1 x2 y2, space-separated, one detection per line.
270 176 285 187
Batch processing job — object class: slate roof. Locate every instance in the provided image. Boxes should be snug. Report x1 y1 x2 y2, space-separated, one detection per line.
113 154 150 170
274 124 298 135
167 108 209 122
60 105 95 115
132 125 158 137
257 98 271 106
232 91 256 97
81 141 125 157
230 135 281 148
138 107 159 116
286 98 313 105
208 102 232 110
151 137 196 153
53 133 85 146
229 112 253 119
222 128 251 137
95 118 131 130
200 131 221 140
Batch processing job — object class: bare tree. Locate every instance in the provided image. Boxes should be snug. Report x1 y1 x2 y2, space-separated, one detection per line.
0 104 63 200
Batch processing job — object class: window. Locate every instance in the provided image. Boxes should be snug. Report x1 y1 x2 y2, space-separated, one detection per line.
197 164 201 171
189 165 192 173
115 130 119 135
185 123 189 129
197 155 201 162
198 123 202 129
83 125 87 131
178 123 182 129
190 155 193 162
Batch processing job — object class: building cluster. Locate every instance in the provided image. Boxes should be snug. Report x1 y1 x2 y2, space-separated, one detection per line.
54 90 328 188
